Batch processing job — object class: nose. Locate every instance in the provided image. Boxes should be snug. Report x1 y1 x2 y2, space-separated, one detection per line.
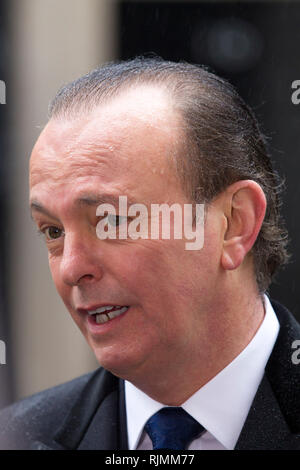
60 231 104 287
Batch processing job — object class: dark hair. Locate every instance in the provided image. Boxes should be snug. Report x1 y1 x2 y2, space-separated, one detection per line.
49 57 289 292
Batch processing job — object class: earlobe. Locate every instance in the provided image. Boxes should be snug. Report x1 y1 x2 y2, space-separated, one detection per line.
221 243 246 270
221 180 266 271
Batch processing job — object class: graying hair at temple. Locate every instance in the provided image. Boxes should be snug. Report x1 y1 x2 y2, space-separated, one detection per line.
48 57 290 292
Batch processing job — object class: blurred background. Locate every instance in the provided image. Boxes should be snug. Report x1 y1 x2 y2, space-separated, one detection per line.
0 0 299 408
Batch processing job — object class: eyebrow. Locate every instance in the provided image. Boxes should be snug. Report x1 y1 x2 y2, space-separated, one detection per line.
30 193 138 219
30 201 58 220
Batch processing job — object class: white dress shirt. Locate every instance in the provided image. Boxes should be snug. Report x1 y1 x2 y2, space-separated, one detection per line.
125 295 280 450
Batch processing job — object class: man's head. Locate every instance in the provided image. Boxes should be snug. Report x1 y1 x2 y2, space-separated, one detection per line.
48 57 289 292
29 58 288 401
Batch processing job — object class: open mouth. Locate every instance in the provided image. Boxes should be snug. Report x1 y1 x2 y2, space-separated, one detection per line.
87 305 129 324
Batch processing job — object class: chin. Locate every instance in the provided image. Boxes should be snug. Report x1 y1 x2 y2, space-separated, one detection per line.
92 346 147 379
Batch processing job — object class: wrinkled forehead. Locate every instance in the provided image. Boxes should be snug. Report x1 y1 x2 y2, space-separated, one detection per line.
29 85 184 188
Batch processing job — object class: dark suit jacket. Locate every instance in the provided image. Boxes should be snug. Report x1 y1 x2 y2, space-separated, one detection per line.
0 300 299 450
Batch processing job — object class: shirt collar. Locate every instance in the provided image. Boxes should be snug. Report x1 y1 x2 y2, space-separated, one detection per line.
125 295 280 450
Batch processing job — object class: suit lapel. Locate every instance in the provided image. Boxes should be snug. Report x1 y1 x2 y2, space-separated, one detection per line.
236 300 300 449
45 368 128 450
235 374 300 449
77 378 128 450
77 387 119 450
265 301 300 433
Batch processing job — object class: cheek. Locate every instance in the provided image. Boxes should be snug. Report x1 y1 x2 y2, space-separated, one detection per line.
110 242 193 316
48 255 59 285
48 256 69 303
108 241 171 288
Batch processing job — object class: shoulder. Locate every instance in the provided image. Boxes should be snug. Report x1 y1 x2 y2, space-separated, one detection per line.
271 299 300 332
0 368 100 449
268 299 300 433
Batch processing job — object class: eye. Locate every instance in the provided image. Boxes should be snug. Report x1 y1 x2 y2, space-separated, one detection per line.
107 214 128 227
42 226 64 241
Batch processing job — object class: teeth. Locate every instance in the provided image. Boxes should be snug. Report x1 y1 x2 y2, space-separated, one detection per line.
88 305 115 315
95 306 128 324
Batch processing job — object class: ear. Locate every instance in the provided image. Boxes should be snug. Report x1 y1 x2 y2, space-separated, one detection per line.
221 180 266 271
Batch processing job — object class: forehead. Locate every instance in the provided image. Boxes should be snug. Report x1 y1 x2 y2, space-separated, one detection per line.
29 86 183 197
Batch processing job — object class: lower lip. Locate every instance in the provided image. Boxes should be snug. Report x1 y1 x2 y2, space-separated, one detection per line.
85 307 130 335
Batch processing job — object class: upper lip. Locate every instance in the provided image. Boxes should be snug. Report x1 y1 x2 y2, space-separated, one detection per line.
77 303 128 315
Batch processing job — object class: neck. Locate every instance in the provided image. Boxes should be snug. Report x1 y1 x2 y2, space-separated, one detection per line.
115 277 265 405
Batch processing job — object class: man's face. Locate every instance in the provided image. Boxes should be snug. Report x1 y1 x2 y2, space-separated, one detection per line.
29 87 224 380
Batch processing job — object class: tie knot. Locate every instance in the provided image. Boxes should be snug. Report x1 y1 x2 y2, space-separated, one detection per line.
145 407 204 450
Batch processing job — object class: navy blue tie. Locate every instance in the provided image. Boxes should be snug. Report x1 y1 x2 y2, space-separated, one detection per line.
144 407 204 450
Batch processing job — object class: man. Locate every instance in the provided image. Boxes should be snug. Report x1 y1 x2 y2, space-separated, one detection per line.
0 57 299 450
